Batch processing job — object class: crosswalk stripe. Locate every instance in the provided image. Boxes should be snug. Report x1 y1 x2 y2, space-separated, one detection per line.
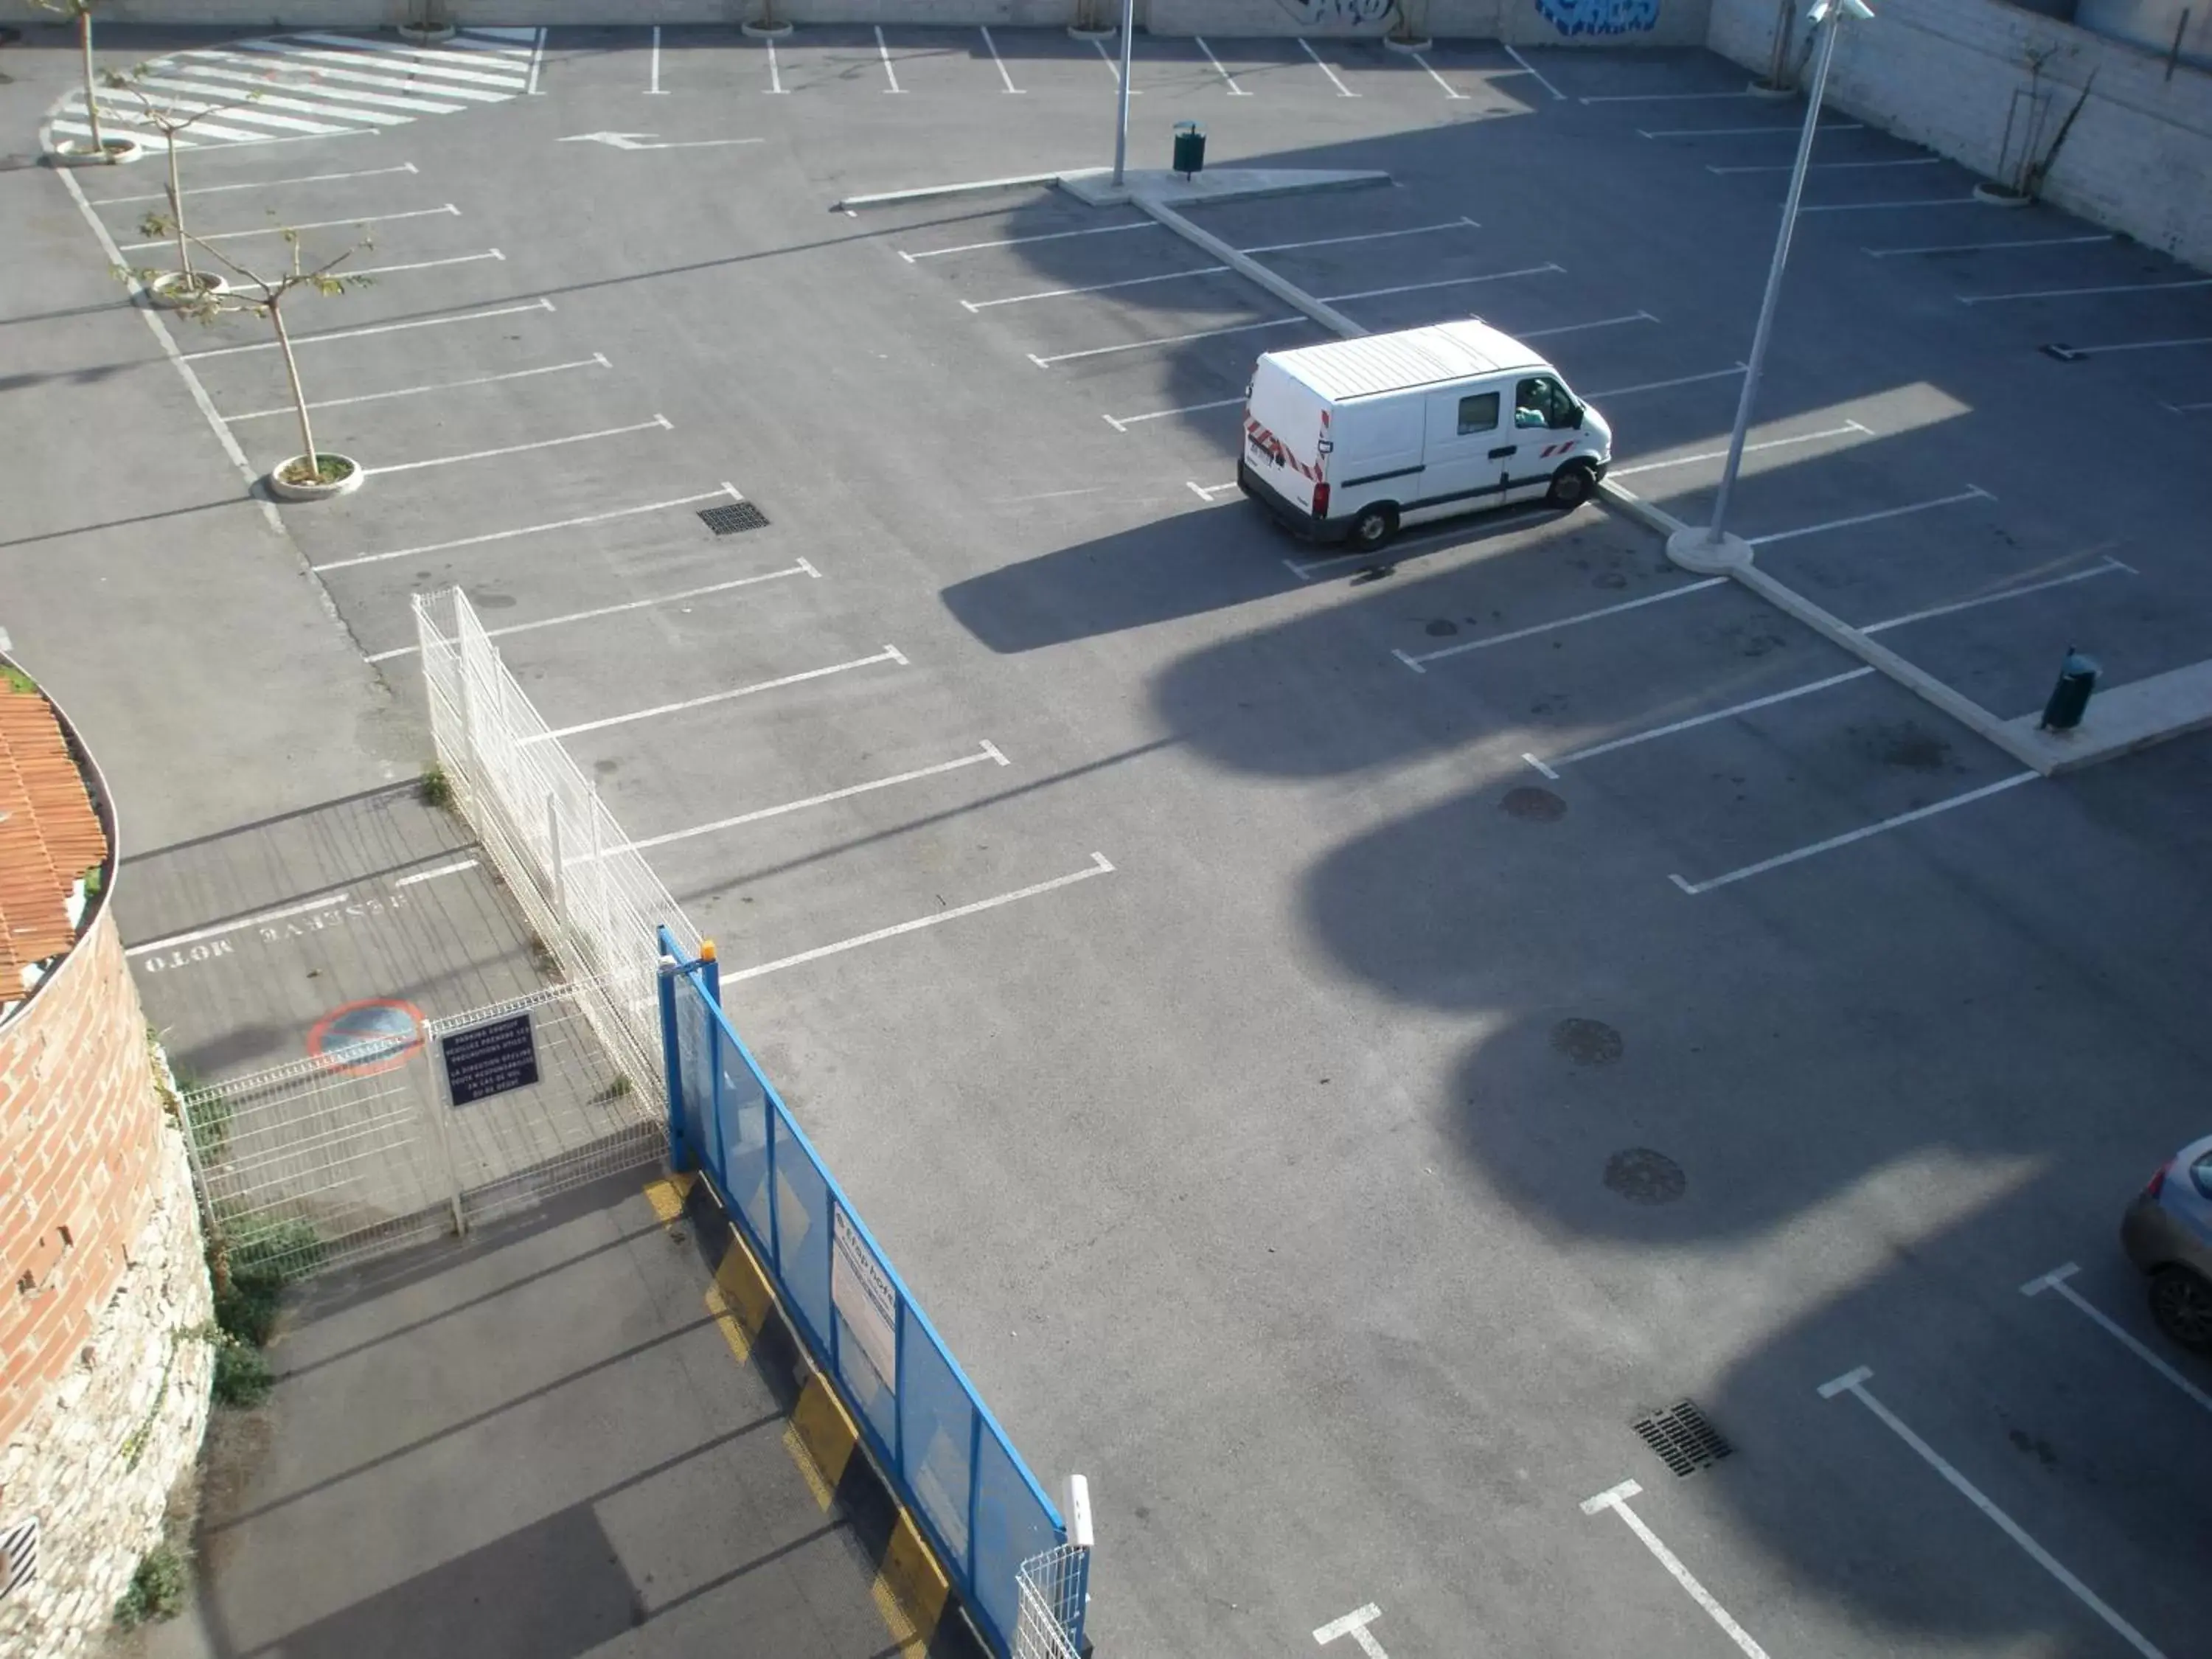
90 88 360 135
173 57 470 114
52 119 195 150
281 33 533 87
227 41 518 100
113 76 407 126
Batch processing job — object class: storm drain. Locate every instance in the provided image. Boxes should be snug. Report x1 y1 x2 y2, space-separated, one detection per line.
699 501 769 535
1631 1400 1733 1478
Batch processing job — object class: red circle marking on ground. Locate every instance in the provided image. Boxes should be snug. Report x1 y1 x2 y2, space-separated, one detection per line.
306 997 427 1077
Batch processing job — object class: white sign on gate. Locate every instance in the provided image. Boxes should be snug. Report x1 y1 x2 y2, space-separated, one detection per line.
831 1204 900 1390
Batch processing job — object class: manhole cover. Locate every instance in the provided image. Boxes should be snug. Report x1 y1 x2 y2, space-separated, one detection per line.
1604 1147 1685 1204
1631 1399 1731 1476
1502 786 1566 822
1551 1017 1622 1065
699 501 769 535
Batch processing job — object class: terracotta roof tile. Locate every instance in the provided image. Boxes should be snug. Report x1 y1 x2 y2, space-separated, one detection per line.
0 685 109 977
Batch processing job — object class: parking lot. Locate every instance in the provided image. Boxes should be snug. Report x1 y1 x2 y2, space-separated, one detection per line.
27 19 2212 1659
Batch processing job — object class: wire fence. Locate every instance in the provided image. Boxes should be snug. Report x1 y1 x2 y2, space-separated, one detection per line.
414 586 699 1106
1014 1545 1091 1659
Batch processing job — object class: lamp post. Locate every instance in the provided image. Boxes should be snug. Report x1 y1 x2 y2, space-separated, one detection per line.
1669 0 1874 574
1110 0 1135 187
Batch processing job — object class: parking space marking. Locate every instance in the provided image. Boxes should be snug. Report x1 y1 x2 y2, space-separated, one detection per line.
1501 44 1565 100
1799 196 1981 213
1407 52 1466 100
125 66 440 121
127 890 349 957
1961 276 2212 305
313 484 731 571
393 857 479 888
1520 312 1659 341
1819 1367 2168 1658
1298 39 1357 98
1093 35 1139 93
1613 420 1868 478
97 77 389 133
1674 774 2038 894
1187 480 1238 501
1103 395 1242 431
1641 121 1863 137
964 264 1228 311
1030 315 1304 367
1244 218 1481 256
900 220 1157 262
1581 88 1753 104
1580 1481 1770 1658
873 27 905 93
362 415 670 477
538 647 907 741
1863 232 2113 258
1287 509 1554 581
617 742 1009 853
99 161 417 204
1860 559 2130 633
2166 396 2212 412
1585 364 1744 397
181 296 554 361
2023 1264 2212 1416
1747 487 1992 548
1194 37 1250 95
226 41 521 101
2047 333 2212 358
765 37 785 94
345 248 504 279
1530 669 1877 776
116 202 458 252
722 853 1114 985
220 353 609 423
525 27 546 95
1327 265 1564 306
978 27 1023 93
1312 1603 1391 1656
1711 156 1939 175
647 26 667 94
364 562 821 662
1396 580 1726 672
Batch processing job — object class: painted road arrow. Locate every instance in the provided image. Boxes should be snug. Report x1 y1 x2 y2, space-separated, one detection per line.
557 132 765 151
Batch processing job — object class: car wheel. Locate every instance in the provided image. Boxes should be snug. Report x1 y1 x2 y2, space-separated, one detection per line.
1548 462 1596 510
1352 504 1397 549
2149 1265 2212 1352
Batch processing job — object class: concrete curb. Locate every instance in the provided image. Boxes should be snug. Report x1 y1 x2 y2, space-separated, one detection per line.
833 167 1105 212
1139 197 1371 339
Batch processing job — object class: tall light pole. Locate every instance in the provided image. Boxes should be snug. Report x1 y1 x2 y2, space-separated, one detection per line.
1110 0 1135 187
1672 0 1873 571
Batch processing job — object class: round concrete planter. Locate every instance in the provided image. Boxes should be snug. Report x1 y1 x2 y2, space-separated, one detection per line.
741 18 794 38
267 453 363 501
1384 35 1435 54
1746 77 1795 100
147 270 226 309
398 23 457 44
1066 24 1116 40
47 134 144 167
1973 181 2033 208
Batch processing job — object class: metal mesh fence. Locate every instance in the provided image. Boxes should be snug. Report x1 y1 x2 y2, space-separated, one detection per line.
1014 1544 1089 1659
414 586 699 1105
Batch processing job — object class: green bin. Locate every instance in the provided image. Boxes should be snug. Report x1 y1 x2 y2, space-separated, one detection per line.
1172 120 1206 180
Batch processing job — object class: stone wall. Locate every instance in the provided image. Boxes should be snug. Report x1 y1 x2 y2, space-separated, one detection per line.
1708 0 2212 271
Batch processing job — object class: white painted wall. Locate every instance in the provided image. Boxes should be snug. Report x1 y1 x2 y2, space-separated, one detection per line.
2077 0 2212 70
1709 0 2212 270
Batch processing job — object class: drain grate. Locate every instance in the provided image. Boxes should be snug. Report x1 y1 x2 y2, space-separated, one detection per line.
699 501 769 535
1631 1400 1732 1478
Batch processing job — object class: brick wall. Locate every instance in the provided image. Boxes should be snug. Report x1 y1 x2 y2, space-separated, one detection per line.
1709 0 2212 270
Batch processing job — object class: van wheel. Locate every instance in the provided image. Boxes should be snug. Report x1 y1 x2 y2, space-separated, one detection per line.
1548 462 1596 510
1351 504 1397 549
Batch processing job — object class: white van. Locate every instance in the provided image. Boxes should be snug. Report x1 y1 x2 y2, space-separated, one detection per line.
1236 319 1613 552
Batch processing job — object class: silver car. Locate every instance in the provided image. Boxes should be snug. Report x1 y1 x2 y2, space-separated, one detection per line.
2121 1133 2212 1352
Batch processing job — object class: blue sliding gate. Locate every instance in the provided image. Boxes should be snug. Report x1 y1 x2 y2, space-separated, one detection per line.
657 929 1072 1656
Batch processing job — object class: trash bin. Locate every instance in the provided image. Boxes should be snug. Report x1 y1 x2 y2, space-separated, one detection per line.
2039 645 2100 732
1172 120 1206 181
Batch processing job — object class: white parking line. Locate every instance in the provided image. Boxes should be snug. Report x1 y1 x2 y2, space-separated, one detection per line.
1863 232 2113 258
1747 486 1992 547
1194 36 1249 95
2023 1264 2212 1415
1961 276 2212 305
344 248 504 279
526 27 546 95
1585 364 1745 397
1518 311 1659 341
900 219 1157 262
1672 773 2037 894
1799 196 1982 213
618 742 1008 852
1299 38 1357 97
2050 333 2212 358
1581 1481 1770 1659
720 853 1115 985
98 161 417 204
313 484 732 571
1408 51 1465 100
979 27 1023 93
364 561 820 662
1243 217 1481 255
1711 156 1940 175
1327 265 1562 305
1819 1366 2168 1659
1397 579 1726 671
1640 121 1863 136
1029 315 1305 367
1093 35 1139 92
394 857 480 888
1861 559 2129 633
537 647 907 740
1613 420 1868 477
874 26 905 93
126 891 347 956
1186 479 1238 501
964 264 1227 311
182 297 552 360
1502 44 1565 101
1103 395 1242 431
1312 1604 1390 1656
1531 669 1877 774
116 201 457 251
1581 88 1753 103
765 36 785 94
220 353 609 422
361 416 670 477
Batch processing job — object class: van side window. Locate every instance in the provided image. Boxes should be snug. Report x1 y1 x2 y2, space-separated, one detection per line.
1456 392 1500 435
1517 377 1576 430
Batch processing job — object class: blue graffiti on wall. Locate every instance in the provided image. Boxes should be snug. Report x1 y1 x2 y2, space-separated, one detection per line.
1534 0 1660 35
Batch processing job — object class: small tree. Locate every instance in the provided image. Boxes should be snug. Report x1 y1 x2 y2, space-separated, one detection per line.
34 0 115 158
132 219 376 490
102 64 263 296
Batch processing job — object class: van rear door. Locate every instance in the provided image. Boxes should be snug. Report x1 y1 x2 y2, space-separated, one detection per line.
1242 358 1326 516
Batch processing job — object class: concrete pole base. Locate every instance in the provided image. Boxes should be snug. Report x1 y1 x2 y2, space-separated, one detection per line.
1384 35 1435 54
741 19 793 38
1746 77 1796 100
1666 526 1755 574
